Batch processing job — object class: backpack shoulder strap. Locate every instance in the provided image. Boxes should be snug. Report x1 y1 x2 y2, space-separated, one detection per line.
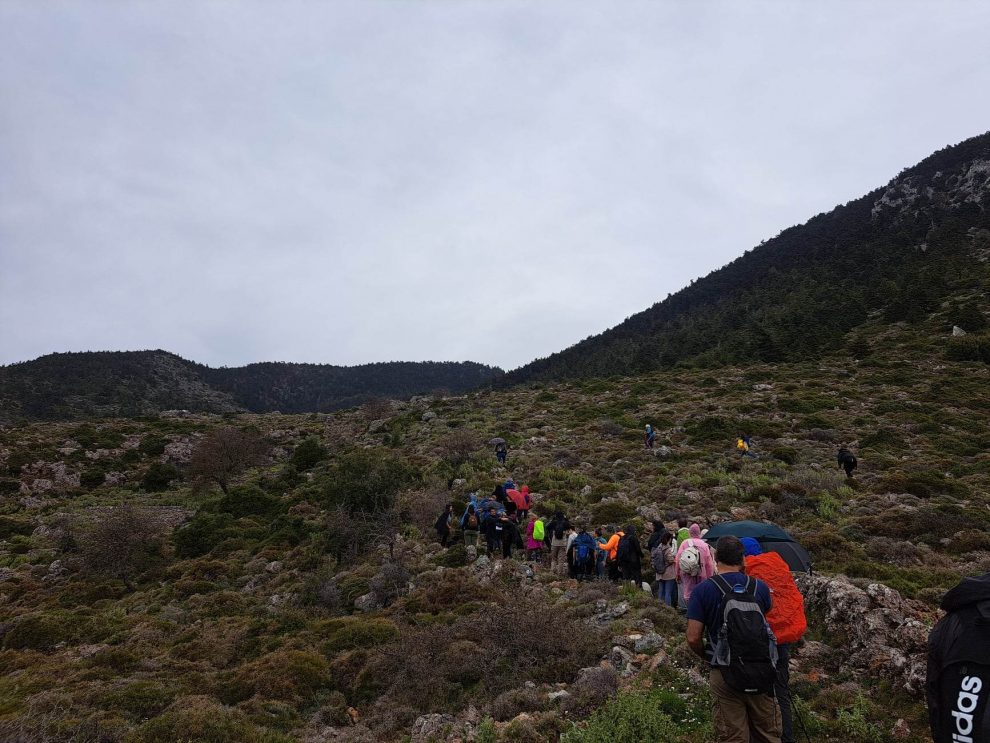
712 574 732 596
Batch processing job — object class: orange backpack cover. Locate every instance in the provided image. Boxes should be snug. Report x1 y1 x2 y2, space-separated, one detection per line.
745 551 807 644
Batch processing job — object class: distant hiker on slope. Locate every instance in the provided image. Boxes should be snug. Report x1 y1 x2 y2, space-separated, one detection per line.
676 523 716 610
495 440 508 465
435 504 454 548
743 537 808 743
645 424 656 449
737 434 758 459
927 572 990 743
837 447 858 478
686 536 780 743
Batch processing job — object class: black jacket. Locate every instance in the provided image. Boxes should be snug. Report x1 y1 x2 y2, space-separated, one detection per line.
927 572 990 743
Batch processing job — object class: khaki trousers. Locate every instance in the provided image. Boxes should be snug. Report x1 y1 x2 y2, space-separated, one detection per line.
710 669 781 743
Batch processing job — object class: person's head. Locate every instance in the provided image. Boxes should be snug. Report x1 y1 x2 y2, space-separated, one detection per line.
528 513 536 522
575 522 586 533
689 523 702 539
521 485 529 494
714 536 745 568
468 504 475 513
625 524 637 538
651 519 663 533
447 503 454 512
741 537 763 557
660 528 673 546
677 517 688 529
594 527 603 537
488 507 496 515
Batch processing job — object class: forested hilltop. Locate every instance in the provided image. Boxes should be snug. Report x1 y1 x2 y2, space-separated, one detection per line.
0 351 503 422
502 132 990 384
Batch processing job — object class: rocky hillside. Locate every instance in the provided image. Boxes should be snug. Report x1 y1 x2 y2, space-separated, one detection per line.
0 316 986 742
0 351 504 422
502 131 990 383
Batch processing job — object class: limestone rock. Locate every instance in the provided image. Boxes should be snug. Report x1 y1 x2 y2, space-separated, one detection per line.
796 573 930 694
547 689 570 701
421 410 437 422
633 633 665 654
952 325 967 336
353 592 382 613
410 713 456 742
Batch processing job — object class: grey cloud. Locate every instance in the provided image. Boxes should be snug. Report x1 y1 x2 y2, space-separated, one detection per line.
2 1 989 370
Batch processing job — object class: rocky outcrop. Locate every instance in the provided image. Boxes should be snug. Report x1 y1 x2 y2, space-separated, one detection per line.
796 573 932 695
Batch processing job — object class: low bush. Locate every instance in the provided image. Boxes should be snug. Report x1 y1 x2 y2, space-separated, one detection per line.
562 688 679 742
290 437 327 471
141 462 180 492
319 449 416 513
322 618 399 656
125 695 277 743
224 649 331 704
217 484 283 518
591 501 636 524
101 680 176 721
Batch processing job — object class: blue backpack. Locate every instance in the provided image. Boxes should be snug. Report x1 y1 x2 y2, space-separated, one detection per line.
572 533 596 567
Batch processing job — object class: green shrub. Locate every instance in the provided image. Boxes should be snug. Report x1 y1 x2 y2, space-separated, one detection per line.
771 446 799 465
138 435 169 457
102 680 176 721
217 484 283 518
435 543 468 567
125 695 262 743
563 688 679 742
591 501 636 524
80 467 107 489
141 462 180 492
946 333 990 363
290 437 327 471
320 449 415 513
224 650 331 704
684 416 734 442
174 512 238 559
0 515 33 539
2 610 97 651
322 617 399 656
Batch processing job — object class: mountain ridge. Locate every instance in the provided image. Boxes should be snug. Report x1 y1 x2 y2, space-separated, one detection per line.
0 350 504 422
500 131 990 383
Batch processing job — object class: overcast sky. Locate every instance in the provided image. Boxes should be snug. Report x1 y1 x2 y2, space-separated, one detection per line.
2 2 988 371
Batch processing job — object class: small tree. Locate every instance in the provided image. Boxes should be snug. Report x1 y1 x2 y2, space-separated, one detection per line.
77 506 168 591
441 429 479 467
189 427 268 493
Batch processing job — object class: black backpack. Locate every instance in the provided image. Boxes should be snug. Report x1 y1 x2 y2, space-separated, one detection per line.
710 575 778 695
553 519 567 540
616 534 632 563
928 573 990 743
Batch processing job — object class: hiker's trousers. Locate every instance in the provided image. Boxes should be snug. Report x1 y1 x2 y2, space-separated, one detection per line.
709 669 781 743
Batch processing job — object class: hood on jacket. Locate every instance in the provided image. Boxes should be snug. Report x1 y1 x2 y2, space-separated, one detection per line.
688 523 702 539
941 572 990 612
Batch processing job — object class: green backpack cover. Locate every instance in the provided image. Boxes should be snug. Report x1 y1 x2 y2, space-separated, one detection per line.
533 519 545 541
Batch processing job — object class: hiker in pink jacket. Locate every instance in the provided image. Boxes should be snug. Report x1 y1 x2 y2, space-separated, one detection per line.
675 523 715 606
524 514 543 561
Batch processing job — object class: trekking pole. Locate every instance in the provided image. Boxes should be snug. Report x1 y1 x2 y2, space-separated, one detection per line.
792 693 813 743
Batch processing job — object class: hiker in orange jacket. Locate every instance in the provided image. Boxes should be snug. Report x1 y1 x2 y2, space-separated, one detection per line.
598 527 625 581
742 537 807 743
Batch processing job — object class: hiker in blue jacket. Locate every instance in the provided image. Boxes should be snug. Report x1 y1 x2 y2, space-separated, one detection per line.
568 524 598 582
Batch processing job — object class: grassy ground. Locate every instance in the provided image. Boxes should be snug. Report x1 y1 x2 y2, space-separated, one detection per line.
1 322 987 741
